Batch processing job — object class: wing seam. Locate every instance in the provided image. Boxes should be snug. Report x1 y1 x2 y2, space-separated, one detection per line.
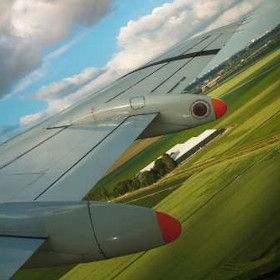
0 128 66 171
86 201 109 259
105 35 212 103
33 118 129 201
0 235 47 240
128 49 220 75
151 32 224 93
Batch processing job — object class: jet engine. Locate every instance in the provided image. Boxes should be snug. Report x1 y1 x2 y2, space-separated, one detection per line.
48 94 227 138
0 201 181 268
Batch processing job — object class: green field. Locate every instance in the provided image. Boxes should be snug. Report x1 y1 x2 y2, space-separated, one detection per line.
13 48 280 280
66 143 280 280
118 176 188 208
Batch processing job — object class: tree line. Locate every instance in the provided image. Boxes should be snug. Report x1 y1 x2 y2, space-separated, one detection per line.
87 153 177 201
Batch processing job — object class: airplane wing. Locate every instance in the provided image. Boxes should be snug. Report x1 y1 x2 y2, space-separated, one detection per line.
0 21 241 202
0 21 242 279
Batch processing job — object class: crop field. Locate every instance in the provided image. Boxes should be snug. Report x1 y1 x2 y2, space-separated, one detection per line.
60 143 280 280
116 176 188 208
12 48 280 280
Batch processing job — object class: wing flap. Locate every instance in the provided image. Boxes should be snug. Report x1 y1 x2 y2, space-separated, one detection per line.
0 236 45 280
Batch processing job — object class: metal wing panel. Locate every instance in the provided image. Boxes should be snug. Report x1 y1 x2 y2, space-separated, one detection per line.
148 34 209 63
142 21 241 67
0 127 62 169
36 114 158 201
0 114 158 202
152 56 216 94
122 60 191 95
0 119 124 202
0 236 45 280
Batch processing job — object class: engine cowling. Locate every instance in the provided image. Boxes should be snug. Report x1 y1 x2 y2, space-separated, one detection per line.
48 94 226 138
0 201 181 267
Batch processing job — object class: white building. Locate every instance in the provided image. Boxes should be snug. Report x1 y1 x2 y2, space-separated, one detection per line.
140 129 217 172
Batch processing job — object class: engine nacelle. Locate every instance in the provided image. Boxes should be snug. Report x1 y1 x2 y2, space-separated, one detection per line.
0 201 181 268
48 94 226 138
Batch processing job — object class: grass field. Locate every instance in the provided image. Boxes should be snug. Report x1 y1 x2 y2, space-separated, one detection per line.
104 142 280 280
12 48 280 280
117 176 188 208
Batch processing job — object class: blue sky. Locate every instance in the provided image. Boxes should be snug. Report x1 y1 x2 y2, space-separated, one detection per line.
0 0 280 142
0 0 169 131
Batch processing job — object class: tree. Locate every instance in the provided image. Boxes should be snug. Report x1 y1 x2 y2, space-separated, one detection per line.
127 178 141 192
87 187 109 201
138 170 158 187
115 181 129 195
99 187 109 200
109 154 177 199
113 186 120 198
153 158 167 178
131 177 141 190
162 153 177 171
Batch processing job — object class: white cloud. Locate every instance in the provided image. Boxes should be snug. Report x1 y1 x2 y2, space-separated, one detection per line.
0 35 41 98
34 67 102 101
12 38 81 95
20 112 45 126
0 0 113 98
11 0 113 45
205 0 263 31
19 0 267 126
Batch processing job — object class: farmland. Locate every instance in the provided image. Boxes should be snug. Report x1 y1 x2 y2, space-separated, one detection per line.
12 46 280 280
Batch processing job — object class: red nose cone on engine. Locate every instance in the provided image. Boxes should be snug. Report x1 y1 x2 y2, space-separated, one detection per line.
156 211 181 244
211 98 227 119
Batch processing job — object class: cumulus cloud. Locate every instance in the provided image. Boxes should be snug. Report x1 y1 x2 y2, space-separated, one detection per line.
21 67 104 118
0 0 113 98
18 0 266 126
20 112 45 126
205 0 263 30
0 35 41 98
12 39 78 95
34 67 102 101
